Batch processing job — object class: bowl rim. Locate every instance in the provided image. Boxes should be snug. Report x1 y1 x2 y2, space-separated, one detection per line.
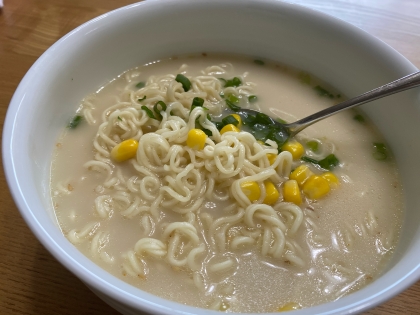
3 0 420 314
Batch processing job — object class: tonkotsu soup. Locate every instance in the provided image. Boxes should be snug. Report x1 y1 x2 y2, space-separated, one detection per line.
50 54 403 313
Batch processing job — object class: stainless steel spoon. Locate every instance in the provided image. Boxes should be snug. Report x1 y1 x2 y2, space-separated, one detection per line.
236 71 420 139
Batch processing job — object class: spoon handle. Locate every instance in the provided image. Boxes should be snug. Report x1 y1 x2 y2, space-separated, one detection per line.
286 71 420 136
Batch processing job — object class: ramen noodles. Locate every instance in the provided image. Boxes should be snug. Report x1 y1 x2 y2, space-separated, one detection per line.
50 55 403 312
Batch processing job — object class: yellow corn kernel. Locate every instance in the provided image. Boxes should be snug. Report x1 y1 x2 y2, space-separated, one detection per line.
302 175 330 199
263 181 279 205
220 124 240 135
111 139 139 162
240 181 261 202
278 302 301 312
267 153 277 165
283 180 302 205
187 129 207 150
230 114 242 128
322 172 340 188
289 165 314 186
281 141 305 160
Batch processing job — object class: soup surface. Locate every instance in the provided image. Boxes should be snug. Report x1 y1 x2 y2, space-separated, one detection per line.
51 55 403 313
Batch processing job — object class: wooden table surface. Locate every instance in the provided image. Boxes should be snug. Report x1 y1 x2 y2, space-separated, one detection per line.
1 0 419 314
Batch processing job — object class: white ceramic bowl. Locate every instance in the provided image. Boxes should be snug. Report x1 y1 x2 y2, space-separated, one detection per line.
3 0 420 314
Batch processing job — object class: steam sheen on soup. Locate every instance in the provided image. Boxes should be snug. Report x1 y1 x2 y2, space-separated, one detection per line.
50 55 403 313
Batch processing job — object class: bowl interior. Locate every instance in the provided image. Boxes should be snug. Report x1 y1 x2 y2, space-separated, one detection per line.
4 0 420 314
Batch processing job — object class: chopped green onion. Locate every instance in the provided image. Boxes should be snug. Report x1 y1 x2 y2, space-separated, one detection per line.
192 97 204 108
136 82 145 89
248 95 258 103
220 92 225 99
117 116 122 121
224 77 242 88
266 128 289 151
249 123 272 141
237 110 289 152
301 156 319 164
195 119 212 137
222 115 239 126
190 97 206 113
68 115 82 129
153 101 167 120
254 59 265 65
301 154 340 170
299 72 311 85
175 74 191 91
227 94 240 104
354 114 365 123
306 140 319 152
373 142 387 160
314 85 335 99
276 117 288 124
226 99 241 111
318 154 340 170
214 121 224 131
193 109 213 136
218 78 227 84
201 128 212 137
138 96 147 101
254 112 274 125
141 106 157 120
241 112 256 125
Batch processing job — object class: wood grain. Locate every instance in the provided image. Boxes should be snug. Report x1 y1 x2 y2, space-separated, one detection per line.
1 1 419 314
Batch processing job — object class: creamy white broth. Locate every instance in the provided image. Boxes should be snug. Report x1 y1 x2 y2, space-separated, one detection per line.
51 55 403 312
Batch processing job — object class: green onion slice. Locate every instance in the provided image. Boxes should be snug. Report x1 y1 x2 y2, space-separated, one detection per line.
354 114 365 123
266 128 289 151
276 118 288 124
190 97 206 113
175 74 191 91
138 96 147 101
195 119 212 137
227 94 240 104
241 112 256 125
373 142 387 160
314 85 335 99
301 156 319 164
306 140 319 152
192 97 204 107
301 154 340 170
248 95 258 103
254 59 265 65
68 115 82 129
141 106 157 120
214 121 224 131
226 99 241 111
222 115 239 126
153 101 167 120
224 77 242 88
318 154 340 170
232 110 290 152
255 112 274 125
136 82 145 89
